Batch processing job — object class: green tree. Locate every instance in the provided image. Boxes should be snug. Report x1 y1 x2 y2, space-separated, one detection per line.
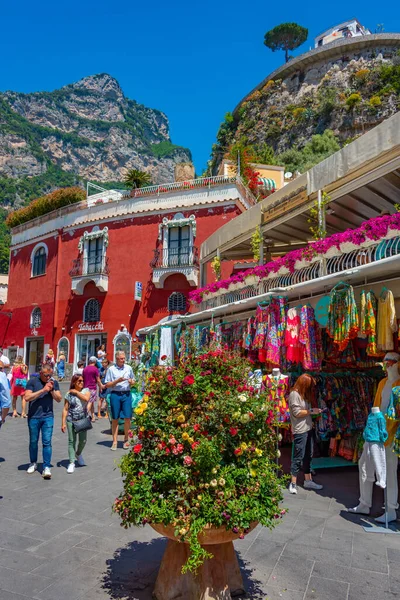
278 130 340 173
264 22 308 63
123 169 152 189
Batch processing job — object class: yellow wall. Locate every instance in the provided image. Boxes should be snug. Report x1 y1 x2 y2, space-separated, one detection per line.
222 161 284 190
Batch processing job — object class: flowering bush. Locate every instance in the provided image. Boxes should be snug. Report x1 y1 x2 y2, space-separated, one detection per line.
114 350 284 573
189 213 400 304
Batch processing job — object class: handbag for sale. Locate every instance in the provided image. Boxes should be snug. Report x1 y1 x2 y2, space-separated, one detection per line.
72 416 93 433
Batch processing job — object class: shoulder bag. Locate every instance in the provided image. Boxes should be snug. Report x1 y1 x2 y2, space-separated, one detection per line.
72 416 93 433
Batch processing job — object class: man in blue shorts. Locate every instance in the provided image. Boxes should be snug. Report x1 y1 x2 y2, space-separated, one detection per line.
104 351 135 451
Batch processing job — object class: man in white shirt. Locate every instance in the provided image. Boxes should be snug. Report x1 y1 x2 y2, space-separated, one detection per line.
104 351 135 451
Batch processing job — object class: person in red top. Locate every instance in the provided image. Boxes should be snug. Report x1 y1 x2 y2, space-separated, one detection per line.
83 357 103 422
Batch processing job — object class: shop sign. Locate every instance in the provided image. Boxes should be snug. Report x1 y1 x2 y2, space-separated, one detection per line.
134 281 143 302
78 321 104 332
315 295 330 328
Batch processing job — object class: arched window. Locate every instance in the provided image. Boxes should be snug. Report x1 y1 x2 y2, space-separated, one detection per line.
31 307 42 328
114 333 131 360
84 298 100 322
57 337 69 362
168 292 187 313
31 244 48 277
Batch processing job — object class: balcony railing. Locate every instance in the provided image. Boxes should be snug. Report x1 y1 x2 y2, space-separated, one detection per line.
198 236 400 311
151 246 199 269
69 256 110 277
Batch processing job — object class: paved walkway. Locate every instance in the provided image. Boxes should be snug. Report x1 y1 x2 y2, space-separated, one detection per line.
1 397 400 599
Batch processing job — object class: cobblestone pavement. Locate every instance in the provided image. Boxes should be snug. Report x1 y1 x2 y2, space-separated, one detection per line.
1 396 400 599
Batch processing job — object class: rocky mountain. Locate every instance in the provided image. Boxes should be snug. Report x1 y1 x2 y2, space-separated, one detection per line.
211 50 400 173
0 73 191 207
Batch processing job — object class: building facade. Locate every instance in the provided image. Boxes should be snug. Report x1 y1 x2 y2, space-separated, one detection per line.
0 175 254 371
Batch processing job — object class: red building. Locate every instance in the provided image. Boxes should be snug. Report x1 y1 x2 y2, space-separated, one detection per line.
0 174 254 371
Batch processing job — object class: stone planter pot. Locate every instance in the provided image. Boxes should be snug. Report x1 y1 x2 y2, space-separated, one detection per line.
151 522 258 600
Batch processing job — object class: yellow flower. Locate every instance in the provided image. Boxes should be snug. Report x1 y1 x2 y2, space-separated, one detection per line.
179 528 187 536
188 437 194 444
182 432 189 440
255 448 263 457
249 469 257 477
176 413 186 423
134 406 143 415
141 402 148 411
240 442 248 451
210 479 218 487
139 426 145 432
218 478 225 486
252 459 258 466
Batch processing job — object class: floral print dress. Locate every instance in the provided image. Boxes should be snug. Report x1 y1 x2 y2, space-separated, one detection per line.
327 282 359 352
299 305 322 371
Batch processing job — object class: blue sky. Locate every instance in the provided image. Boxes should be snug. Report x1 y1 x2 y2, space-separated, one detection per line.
1 1 399 173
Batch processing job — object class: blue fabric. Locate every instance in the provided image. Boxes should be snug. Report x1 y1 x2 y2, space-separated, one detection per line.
26 377 60 419
363 411 388 444
109 390 132 420
28 415 54 468
0 372 11 410
57 360 65 378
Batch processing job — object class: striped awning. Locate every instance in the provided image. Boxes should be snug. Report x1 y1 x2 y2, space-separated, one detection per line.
258 178 276 190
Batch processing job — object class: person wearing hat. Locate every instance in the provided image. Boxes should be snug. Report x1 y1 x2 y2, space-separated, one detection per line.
349 352 400 522
0 356 12 429
82 356 103 422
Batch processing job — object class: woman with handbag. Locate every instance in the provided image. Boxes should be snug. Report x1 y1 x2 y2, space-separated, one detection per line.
10 355 28 418
61 374 93 474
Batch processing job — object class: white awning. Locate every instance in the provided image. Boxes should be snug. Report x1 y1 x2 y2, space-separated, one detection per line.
258 178 276 190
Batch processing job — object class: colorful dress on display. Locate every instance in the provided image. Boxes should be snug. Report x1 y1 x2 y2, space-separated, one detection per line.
266 296 288 366
285 307 303 364
377 288 397 352
359 290 379 356
244 316 256 350
327 282 359 351
299 305 322 371
263 374 289 422
253 305 269 349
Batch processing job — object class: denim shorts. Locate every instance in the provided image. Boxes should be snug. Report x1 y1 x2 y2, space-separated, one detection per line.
109 391 132 420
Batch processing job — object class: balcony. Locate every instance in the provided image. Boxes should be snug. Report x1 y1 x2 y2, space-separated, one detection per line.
69 256 109 295
150 246 199 288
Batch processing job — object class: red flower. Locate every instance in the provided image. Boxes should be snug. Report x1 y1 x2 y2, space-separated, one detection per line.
133 444 142 454
193 424 201 431
191 442 200 450
234 448 243 456
183 375 195 385
138 471 145 477
229 427 238 436
176 444 184 453
165 447 171 454
167 375 173 382
161 355 167 361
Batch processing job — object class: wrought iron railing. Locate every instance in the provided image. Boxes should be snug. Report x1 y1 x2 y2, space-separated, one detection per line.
69 256 110 277
198 236 400 310
151 246 199 269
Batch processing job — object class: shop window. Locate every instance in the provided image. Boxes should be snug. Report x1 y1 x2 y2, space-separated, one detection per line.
57 337 69 361
31 243 48 277
31 307 42 328
168 292 187 312
84 298 100 322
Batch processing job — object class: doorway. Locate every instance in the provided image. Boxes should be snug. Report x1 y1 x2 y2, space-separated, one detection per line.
25 337 44 375
76 333 107 367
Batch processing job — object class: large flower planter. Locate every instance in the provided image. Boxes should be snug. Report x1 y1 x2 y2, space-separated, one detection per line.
151 522 258 600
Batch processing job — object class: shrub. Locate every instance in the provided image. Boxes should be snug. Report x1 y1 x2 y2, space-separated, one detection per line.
292 107 306 120
353 69 370 85
369 95 382 108
346 93 362 109
114 350 284 573
6 186 86 228
262 80 275 91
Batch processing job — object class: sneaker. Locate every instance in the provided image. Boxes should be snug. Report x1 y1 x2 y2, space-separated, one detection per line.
289 483 297 494
76 454 86 466
27 463 37 474
42 467 52 479
67 462 75 474
304 480 323 491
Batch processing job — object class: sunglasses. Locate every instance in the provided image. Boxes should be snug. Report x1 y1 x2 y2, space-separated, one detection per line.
42 373 52 378
76 379 84 383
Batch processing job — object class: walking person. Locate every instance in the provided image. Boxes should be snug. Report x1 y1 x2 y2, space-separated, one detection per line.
24 364 62 479
288 373 323 494
104 351 135 451
10 355 28 418
97 358 110 419
61 374 92 474
83 357 102 421
0 357 11 430
43 349 55 368
56 353 66 381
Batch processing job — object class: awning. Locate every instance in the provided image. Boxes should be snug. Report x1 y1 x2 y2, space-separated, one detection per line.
258 178 276 190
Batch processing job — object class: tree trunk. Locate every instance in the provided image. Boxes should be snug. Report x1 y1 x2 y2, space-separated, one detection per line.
285 47 289 62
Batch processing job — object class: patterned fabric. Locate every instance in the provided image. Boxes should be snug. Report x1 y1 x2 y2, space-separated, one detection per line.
244 316 256 350
253 305 268 349
377 289 397 352
285 307 303 364
327 283 359 352
360 290 379 356
263 374 289 422
65 388 90 422
299 305 322 371
386 386 400 421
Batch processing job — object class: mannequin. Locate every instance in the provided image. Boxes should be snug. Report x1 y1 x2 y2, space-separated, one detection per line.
263 368 289 422
349 352 400 522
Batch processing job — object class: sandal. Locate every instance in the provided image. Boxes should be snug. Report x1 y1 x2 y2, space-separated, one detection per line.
123 440 130 450
111 443 118 451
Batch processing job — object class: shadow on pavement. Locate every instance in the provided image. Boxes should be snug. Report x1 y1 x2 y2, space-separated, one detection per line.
101 538 264 599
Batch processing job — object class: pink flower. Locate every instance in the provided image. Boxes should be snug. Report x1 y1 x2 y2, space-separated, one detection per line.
176 444 184 453
183 455 193 466
172 447 179 455
169 437 176 445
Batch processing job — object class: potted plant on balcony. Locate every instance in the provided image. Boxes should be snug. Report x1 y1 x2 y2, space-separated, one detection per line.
114 349 284 600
